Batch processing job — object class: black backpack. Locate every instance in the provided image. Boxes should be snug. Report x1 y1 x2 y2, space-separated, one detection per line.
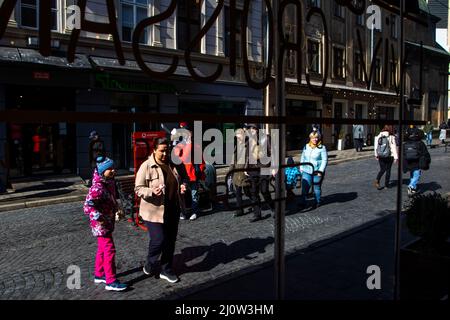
376 136 391 158
404 141 420 161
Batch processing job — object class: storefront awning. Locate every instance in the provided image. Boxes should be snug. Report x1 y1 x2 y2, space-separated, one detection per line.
89 56 205 77
0 46 92 69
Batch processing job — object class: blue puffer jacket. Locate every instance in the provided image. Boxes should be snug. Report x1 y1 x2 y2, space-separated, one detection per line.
300 144 328 174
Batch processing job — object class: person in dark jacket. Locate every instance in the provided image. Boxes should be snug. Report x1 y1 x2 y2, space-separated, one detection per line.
230 127 251 217
245 123 274 223
403 127 431 196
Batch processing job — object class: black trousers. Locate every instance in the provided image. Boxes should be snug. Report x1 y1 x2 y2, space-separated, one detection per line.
145 212 179 273
249 175 274 218
354 138 364 151
376 157 394 187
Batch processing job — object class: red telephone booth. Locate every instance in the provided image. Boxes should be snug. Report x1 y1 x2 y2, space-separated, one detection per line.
132 131 167 229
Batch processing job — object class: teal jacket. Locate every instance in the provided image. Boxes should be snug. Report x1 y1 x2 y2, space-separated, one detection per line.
300 144 328 174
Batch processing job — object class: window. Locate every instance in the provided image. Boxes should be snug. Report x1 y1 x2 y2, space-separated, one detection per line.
390 15 398 39
354 52 364 81
333 47 345 79
20 0 58 31
224 6 242 58
177 0 201 52
356 14 364 26
307 40 320 74
390 61 397 88
334 3 345 18
307 0 320 8
374 58 382 85
121 0 149 44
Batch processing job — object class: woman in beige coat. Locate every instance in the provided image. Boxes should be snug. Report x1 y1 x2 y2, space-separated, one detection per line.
135 138 186 283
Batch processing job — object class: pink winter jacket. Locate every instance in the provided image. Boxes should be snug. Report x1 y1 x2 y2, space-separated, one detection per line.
83 169 118 237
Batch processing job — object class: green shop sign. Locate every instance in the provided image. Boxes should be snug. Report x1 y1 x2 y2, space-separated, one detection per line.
95 73 176 93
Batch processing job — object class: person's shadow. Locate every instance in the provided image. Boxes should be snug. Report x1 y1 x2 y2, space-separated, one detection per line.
174 236 275 276
122 236 274 286
286 192 358 215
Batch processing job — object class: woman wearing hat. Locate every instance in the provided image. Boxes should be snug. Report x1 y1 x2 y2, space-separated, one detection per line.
299 131 328 209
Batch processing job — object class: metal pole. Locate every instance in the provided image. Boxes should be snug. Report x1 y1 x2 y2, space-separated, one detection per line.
272 0 286 300
394 0 405 301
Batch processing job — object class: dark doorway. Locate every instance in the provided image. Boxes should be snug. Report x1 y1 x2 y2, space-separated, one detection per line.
6 86 76 177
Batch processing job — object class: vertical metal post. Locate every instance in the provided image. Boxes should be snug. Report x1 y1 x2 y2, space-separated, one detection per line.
272 0 286 300
394 0 405 301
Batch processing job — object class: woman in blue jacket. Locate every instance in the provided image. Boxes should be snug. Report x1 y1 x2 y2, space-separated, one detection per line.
299 131 328 209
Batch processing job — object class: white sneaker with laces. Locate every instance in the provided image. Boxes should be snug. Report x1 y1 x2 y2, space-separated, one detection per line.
189 213 197 220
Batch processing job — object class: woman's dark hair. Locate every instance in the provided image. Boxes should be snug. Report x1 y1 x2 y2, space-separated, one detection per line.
381 125 394 135
154 137 170 148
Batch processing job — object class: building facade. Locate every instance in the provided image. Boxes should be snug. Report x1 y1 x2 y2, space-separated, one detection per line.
267 0 449 151
0 0 267 183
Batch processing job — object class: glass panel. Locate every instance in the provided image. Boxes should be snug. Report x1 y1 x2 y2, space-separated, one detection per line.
122 26 132 42
21 0 36 6
51 11 57 31
122 4 133 25
21 7 37 28
136 7 148 24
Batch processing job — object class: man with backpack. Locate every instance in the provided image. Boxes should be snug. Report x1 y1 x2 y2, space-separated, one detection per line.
374 125 398 190
403 127 431 196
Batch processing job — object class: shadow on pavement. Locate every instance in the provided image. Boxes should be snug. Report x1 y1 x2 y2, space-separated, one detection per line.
174 236 274 276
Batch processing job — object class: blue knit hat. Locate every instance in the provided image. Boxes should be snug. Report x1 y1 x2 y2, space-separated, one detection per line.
96 156 114 175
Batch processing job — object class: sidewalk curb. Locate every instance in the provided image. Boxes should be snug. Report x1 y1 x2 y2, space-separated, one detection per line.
0 194 86 212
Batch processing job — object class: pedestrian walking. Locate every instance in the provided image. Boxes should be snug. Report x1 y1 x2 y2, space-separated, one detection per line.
83 156 128 291
173 130 205 221
245 123 274 222
439 121 447 144
298 131 328 209
285 156 301 199
135 138 186 283
170 122 190 147
352 124 365 152
423 121 433 147
89 130 105 169
230 127 251 217
374 125 399 190
403 127 431 196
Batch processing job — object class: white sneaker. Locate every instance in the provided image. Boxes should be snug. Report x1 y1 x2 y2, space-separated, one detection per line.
189 213 197 220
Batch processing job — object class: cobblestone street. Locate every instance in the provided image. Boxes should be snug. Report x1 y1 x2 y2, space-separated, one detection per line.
0 148 449 300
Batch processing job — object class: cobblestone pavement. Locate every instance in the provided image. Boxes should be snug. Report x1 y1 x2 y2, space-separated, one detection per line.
0 148 449 300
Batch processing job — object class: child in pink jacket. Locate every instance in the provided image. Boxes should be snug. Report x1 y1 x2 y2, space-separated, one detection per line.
83 156 128 292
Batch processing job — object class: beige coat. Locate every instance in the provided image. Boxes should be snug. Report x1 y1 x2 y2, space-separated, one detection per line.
135 154 182 223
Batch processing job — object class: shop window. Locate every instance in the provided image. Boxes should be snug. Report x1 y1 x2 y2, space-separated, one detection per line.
20 0 59 31
121 0 150 44
177 0 201 52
